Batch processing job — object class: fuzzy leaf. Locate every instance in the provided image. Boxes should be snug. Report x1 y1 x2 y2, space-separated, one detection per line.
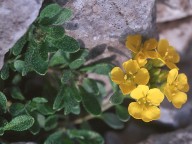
1 63 9 80
11 87 25 100
32 97 48 103
52 8 72 25
67 129 104 144
12 35 27 56
0 92 7 113
115 105 130 122
9 103 25 116
101 113 124 129
4 115 34 131
109 91 124 105
80 87 101 116
69 58 85 69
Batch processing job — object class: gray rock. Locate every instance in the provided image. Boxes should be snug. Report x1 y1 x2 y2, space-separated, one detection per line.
138 125 192 144
0 0 43 69
65 0 157 64
157 0 192 23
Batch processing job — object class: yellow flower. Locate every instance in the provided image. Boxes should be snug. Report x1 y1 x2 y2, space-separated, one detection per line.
125 35 158 66
128 85 164 122
164 68 189 108
110 59 149 95
157 40 180 69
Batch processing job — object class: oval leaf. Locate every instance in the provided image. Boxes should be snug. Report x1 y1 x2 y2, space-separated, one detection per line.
101 113 124 129
4 115 34 131
116 105 130 122
80 87 101 116
0 92 7 113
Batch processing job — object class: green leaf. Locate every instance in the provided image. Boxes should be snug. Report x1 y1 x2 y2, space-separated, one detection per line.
70 104 80 115
14 60 25 73
52 8 72 25
81 63 113 75
80 87 101 116
4 115 34 131
45 26 65 39
67 129 104 144
9 103 25 116
69 58 85 69
11 87 25 100
49 50 69 66
24 44 48 75
0 92 7 113
37 104 55 115
12 34 27 56
29 112 43 135
1 63 9 80
44 115 58 131
56 35 80 53
32 97 48 103
70 48 89 61
39 4 62 20
82 78 99 95
109 91 124 105
44 131 67 144
63 87 79 115
101 113 124 129
53 86 65 110
116 105 130 122
61 70 74 84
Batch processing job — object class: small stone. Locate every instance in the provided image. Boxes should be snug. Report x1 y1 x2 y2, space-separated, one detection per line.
0 0 43 69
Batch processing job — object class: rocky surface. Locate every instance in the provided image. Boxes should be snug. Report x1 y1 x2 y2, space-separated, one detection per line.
0 0 43 69
65 0 157 64
157 0 192 22
138 125 192 144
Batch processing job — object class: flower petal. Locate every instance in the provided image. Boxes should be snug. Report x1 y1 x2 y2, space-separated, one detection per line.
144 51 158 59
177 73 189 92
142 106 160 122
165 62 179 70
158 39 169 57
126 35 141 53
143 39 158 50
167 68 178 84
164 85 173 102
130 85 149 100
147 88 164 106
111 67 125 84
167 46 180 63
135 52 147 67
119 83 136 95
123 59 140 75
134 68 149 85
128 102 143 119
172 92 187 108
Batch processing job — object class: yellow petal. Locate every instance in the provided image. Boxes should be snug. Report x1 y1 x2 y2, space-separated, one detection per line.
165 62 179 70
167 68 178 84
135 52 147 67
143 39 158 50
167 46 180 63
123 59 140 75
111 67 125 84
147 88 164 106
128 102 143 119
126 35 141 53
144 51 158 59
142 106 160 122
130 85 149 100
177 73 189 92
172 92 187 108
158 39 169 56
134 68 149 85
163 85 173 102
119 83 136 95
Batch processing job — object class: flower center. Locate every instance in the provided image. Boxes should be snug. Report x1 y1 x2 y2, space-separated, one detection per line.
124 73 135 82
137 97 152 106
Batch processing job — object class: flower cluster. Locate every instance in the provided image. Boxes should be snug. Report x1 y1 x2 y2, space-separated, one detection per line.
110 35 189 122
